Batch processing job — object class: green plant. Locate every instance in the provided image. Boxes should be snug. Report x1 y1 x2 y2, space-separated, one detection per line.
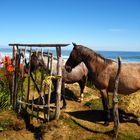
85 98 103 110
0 76 11 110
0 56 14 110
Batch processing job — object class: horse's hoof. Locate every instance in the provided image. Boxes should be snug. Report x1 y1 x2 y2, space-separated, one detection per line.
77 99 82 102
77 97 83 102
103 122 109 126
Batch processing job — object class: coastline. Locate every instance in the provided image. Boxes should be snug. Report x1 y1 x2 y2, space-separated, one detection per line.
1 47 140 62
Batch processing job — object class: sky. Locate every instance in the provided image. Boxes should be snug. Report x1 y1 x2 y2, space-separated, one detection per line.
0 0 140 51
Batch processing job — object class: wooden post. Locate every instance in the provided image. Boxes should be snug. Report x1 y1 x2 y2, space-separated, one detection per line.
40 48 44 91
55 46 62 120
113 57 121 139
19 47 26 113
12 45 18 110
47 54 53 121
47 49 50 73
34 48 38 90
11 46 15 105
15 47 21 111
26 47 32 109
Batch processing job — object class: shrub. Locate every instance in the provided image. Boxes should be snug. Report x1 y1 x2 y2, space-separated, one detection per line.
0 55 14 110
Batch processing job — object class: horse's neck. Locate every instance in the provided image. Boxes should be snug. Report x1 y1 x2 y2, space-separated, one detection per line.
81 51 107 73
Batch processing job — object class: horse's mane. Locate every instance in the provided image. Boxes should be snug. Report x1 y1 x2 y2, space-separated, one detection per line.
78 45 114 64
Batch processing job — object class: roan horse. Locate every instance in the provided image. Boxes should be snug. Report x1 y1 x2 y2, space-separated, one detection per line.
28 52 88 108
65 43 140 125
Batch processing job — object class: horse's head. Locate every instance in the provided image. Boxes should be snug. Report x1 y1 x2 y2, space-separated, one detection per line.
24 52 44 73
65 43 82 72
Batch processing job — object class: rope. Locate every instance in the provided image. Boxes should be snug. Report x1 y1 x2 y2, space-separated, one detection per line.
43 75 62 86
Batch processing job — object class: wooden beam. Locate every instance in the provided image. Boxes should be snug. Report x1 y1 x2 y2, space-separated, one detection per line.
9 43 69 47
17 100 56 108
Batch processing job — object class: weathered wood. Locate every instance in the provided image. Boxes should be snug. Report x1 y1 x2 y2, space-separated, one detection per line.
30 73 41 93
47 54 53 121
17 100 56 108
31 72 36 118
30 72 46 119
26 48 32 109
113 57 121 139
18 47 26 113
47 49 50 72
9 43 69 47
20 48 53 56
10 43 65 122
12 45 19 110
15 48 21 111
11 46 14 104
55 47 62 120
40 48 44 91
40 48 47 121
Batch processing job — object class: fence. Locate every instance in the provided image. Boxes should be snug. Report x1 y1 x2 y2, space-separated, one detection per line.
9 43 69 122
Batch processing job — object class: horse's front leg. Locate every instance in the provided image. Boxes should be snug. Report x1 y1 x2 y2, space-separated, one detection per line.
78 77 86 102
100 89 110 126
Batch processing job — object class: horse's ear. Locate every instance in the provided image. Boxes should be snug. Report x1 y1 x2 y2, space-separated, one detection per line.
72 42 79 49
72 42 77 47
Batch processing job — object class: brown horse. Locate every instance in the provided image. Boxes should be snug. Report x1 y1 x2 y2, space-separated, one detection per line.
65 43 140 125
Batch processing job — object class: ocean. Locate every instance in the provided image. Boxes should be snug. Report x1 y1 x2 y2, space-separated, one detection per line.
0 47 140 63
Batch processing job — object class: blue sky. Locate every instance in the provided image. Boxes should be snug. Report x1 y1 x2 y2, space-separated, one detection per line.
0 0 140 51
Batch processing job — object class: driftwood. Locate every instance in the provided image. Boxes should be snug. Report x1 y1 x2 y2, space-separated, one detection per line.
9 43 69 47
18 47 26 113
47 54 53 121
26 48 32 105
17 100 56 108
12 45 17 109
55 47 62 120
113 57 122 139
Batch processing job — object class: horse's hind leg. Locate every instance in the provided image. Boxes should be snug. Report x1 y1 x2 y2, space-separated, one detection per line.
100 89 110 126
78 77 86 102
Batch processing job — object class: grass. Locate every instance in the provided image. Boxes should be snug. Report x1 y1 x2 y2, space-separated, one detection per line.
85 98 103 110
0 110 25 131
84 92 140 140
85 93 120 110
62 117 78 129
0 119 13 131
119 132 140 140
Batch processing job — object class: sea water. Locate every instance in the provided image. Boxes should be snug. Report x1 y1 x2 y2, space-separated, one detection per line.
0 47 140 63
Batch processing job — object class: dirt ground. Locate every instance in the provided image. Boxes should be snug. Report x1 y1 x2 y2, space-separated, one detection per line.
0 83 140 140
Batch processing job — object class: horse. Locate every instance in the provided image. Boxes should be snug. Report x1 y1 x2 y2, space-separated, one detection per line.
27 52 88 108
65 43 140 125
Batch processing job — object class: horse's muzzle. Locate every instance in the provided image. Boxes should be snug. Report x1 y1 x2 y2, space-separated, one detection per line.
65 65 72 72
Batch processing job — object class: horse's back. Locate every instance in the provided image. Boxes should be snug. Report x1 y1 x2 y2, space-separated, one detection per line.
108 63 140 94
63 62 88 83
